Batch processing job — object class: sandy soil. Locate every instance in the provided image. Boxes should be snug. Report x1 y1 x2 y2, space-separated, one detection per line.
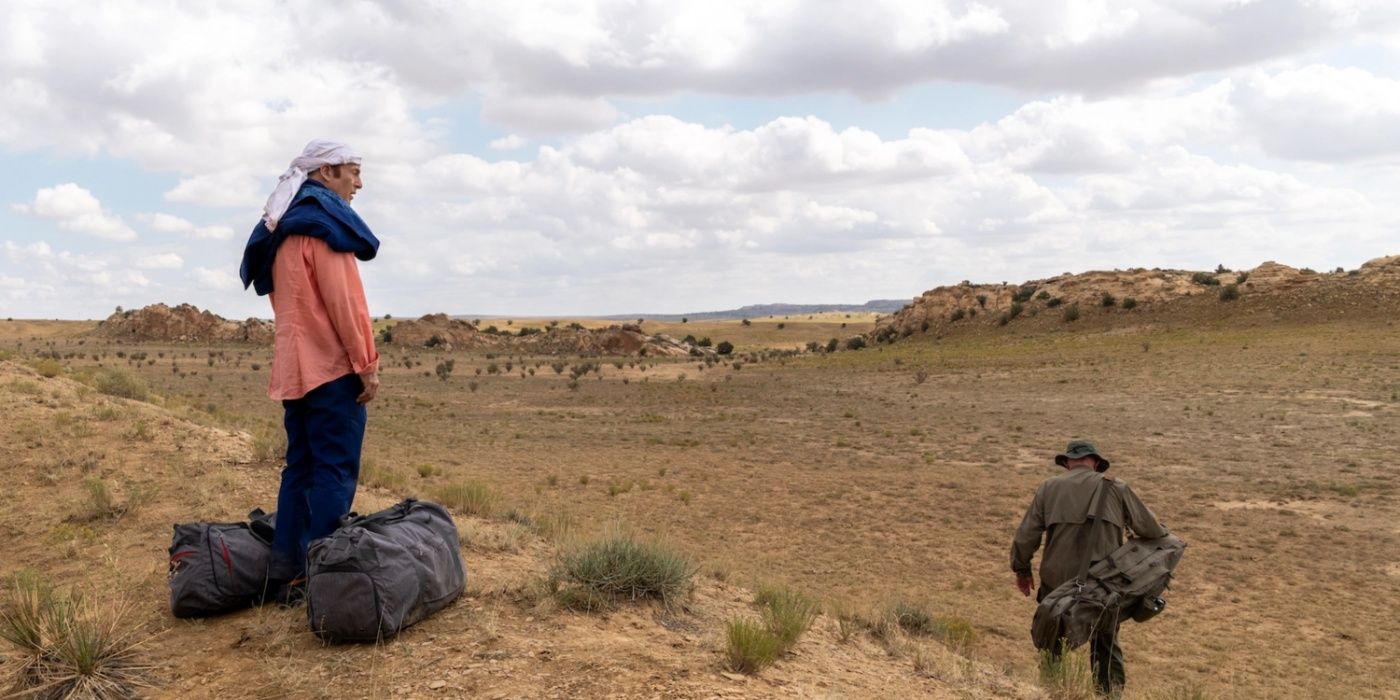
0 295 1396 698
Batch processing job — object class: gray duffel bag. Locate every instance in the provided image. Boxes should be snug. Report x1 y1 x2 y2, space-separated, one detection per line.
167 508 276 618
306 498 466 642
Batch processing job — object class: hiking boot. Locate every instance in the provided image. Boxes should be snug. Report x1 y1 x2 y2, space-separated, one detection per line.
273 576 307 609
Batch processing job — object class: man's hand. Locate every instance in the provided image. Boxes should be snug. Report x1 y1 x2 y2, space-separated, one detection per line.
1016 573 1034 598
357 370 379 404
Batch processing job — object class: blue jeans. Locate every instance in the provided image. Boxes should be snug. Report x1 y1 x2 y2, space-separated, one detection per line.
269 373 366 580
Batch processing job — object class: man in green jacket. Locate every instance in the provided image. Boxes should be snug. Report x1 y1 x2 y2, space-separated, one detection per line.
1011 440 1169 697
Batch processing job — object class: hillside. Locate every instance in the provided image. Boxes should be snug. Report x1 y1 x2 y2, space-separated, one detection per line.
868 256 1400 343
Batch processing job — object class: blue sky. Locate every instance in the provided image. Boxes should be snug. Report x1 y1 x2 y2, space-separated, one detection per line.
3 1 1399 320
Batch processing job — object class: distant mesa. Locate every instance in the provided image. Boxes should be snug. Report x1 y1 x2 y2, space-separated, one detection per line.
381 314 697 357
600 299 907 322
95 303 273 343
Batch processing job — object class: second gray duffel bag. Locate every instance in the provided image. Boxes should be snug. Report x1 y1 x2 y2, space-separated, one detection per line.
306 498 466 642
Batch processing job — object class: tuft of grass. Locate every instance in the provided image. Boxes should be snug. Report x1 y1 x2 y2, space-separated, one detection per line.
1148 683 1211 700
1038 645 1096 700
724 617 783 674
754 584 819 648
415 463 438 478
435 478 498 517
251 425 287 463
0 572 153 698
360 457 408 492
889 600 975 651
549 531 695 609
92 368 148 402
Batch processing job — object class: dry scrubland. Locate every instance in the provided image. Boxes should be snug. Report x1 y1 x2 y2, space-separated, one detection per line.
0 300 1397 699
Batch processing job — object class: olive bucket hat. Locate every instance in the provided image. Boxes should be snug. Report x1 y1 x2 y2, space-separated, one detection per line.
1055 440 1110 472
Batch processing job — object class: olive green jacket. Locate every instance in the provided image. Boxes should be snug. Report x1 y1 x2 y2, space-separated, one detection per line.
1011 467 1169 591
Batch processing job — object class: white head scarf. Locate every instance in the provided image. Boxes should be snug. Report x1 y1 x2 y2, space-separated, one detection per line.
261 139 361 230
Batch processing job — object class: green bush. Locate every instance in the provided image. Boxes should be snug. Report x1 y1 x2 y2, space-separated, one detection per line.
1121 297 1138 310
1219 284 1240 301
716 341 734 355
435 478 498 516
845 337 867 351
1100 292 1116 308
1235 271 1250 284
1191 271 1220 286
550 532 695 608
950 309 965 322
1046 297 1063 308
93 369 148 402
1012 286 1037 303
825 338 839 353
1062 304 1081 322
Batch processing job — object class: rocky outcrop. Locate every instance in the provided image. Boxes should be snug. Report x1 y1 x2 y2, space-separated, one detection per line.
380 317 700 357
95 303 273 343
379 314 501 350
869 255 1397 342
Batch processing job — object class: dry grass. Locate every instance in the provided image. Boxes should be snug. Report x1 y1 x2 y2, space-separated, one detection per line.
0 571 153 698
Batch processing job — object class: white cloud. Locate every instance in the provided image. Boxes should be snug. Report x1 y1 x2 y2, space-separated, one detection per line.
192 266 240 291
140 212 237 240
1233 65 1400 162
12 183 136 241
489 134 529 151
133 252 183 269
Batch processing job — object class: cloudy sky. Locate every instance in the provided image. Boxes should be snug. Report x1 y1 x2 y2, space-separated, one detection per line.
3 1 1399 320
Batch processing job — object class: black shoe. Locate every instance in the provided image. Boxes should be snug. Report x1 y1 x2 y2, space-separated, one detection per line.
273 577 307 609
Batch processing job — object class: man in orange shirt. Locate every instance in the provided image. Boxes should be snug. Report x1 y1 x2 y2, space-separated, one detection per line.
240 139 381 604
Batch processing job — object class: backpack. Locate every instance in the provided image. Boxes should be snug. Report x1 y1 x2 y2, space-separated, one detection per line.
168 509 277 618
305 498 466 642
1031 481 1186 652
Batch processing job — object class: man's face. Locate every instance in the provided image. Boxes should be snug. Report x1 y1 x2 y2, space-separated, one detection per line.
319 163 362 203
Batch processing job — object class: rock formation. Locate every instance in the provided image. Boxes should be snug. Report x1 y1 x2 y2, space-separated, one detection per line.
94 303 273 343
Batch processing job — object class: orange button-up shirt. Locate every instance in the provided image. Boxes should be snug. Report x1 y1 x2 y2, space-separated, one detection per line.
267 235 379 401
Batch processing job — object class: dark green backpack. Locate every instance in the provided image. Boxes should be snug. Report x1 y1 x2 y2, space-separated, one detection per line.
1031 482 1186 651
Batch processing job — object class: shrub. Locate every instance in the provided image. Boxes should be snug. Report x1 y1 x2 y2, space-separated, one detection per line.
550 532 694 609
1037 290 1052 300
93 369 148 401
1191 271 1220 286
1219 284 1240 301
716 341 734 355
845 337 866 351
1062 304 1081 322
741 319 752 326
1012 286 1037 303
1100 292 1116 308
0 572 152 698
725 618 782 674
435 479 498 516
1046 297 1063 308
435 358 455 381
975 294 987 308
949 309 965 322
1236 271 1250 284
31 358 63 378
825 338 838 353
1121 297 1138 310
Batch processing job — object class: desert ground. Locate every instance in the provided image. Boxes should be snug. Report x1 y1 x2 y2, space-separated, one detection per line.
0 290 1397 698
